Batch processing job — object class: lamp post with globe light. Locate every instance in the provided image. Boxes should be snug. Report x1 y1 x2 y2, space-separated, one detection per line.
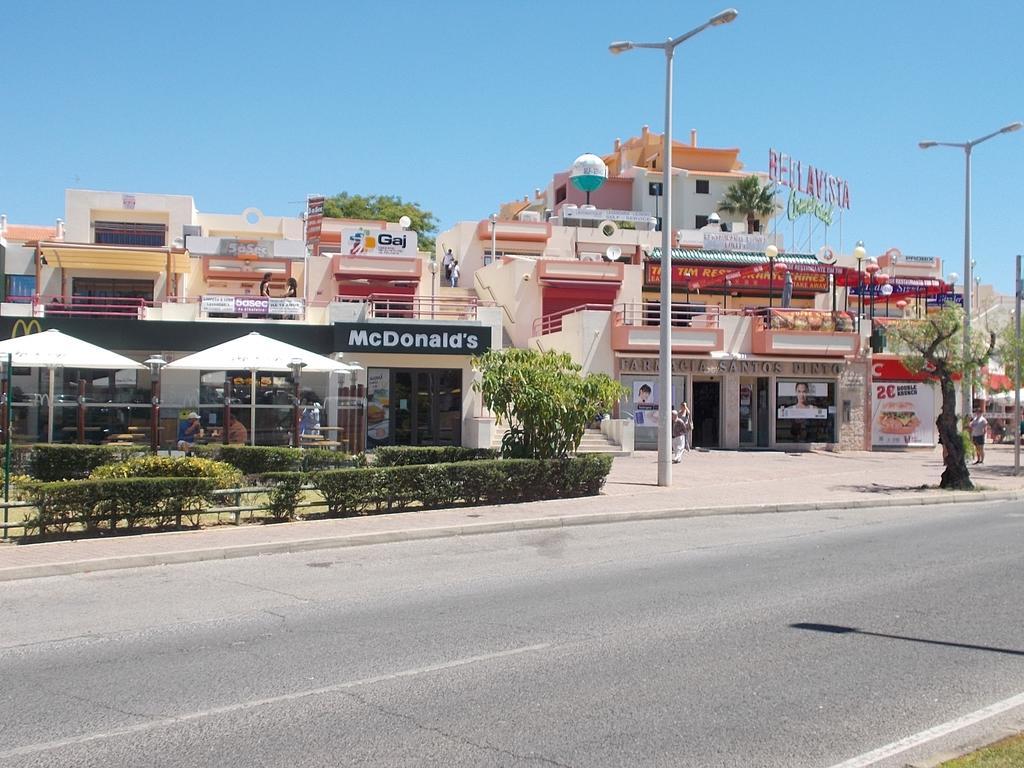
609 8 739 487
919 121 1023 415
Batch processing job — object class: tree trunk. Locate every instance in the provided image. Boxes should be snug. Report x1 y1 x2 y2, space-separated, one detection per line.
746 214 756 233
937 377 972 490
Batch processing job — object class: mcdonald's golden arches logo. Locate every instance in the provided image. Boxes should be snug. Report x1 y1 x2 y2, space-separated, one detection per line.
10 319 42 338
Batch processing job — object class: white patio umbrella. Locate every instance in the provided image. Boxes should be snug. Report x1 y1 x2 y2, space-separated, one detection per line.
0 329 145 442
163 332 360 446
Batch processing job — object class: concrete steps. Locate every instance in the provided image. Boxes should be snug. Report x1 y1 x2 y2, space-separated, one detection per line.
491 427 629 456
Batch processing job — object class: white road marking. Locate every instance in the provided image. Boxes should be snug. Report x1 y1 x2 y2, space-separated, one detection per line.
0 643 550 760
826 690 1024 768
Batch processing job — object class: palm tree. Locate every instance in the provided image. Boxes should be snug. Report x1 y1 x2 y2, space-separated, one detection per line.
717 176 778 233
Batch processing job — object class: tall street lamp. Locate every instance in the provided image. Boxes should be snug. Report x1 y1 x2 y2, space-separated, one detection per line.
289 358 307 447
852 241 867 331
609 7 738 488
919 120 1022 415
144 354 167 454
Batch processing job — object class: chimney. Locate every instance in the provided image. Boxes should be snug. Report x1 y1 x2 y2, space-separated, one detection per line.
0 214 7 234
690 129 698 147
56 218 65 239
614 138 621 151
534 188 541 199
642 124 650 139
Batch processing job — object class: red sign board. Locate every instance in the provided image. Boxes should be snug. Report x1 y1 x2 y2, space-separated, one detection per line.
645 263 829 293
305 195 325 253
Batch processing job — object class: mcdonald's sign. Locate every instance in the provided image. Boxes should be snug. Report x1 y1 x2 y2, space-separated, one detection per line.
10 319 41 338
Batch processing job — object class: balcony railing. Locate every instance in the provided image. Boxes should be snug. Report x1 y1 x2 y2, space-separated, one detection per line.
616 302 723 329
336 293 479 321
34 295 150 319
750 307 856 333
533 304 613 336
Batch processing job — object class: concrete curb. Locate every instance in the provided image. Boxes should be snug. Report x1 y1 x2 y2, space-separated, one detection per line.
1 489 1021 583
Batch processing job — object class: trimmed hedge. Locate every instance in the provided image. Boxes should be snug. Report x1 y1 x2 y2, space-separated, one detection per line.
257 471 308 521
372 446 499 467
310 454 613 517
22 477 217 535
27 444 141 481
195 445 365 475
91 455 242 489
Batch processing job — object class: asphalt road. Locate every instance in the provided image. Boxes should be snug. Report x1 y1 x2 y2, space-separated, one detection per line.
1 501 1022 767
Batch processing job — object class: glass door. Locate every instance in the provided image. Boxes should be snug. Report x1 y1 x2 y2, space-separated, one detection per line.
383 369 462 447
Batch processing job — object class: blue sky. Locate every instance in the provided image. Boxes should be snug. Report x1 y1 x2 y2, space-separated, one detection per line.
3 0 1022 295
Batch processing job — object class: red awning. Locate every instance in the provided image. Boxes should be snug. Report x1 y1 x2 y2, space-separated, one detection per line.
985 373 1014 392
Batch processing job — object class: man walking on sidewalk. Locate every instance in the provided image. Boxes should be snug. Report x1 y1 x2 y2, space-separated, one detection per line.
671 408 685 464
970 410 989 465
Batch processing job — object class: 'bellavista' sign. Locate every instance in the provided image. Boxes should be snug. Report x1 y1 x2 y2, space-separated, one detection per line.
768 149 851 210
334 322 492 355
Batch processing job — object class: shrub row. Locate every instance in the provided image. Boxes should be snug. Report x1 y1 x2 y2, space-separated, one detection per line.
27 444 143 481
193 445 365 475
372 446 498 466
17 454 613 535
91 455 242 489
22 477 217 535
310 454 613 517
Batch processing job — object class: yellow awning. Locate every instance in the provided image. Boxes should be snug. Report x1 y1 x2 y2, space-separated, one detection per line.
38 243 191 274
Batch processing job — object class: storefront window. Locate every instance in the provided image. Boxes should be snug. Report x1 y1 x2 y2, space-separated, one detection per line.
775 380 836 443
198 369 301 446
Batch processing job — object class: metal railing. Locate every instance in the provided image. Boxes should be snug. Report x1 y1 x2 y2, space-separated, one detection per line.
749 307 857 333
0 485 328 540
615 301 723 328
533 304 613 336
34 294 150 318
335 293 479 320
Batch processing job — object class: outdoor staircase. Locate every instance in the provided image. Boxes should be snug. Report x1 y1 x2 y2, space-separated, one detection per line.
491 426 629 457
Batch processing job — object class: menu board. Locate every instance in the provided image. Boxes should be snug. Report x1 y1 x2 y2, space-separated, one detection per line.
871 381 936 447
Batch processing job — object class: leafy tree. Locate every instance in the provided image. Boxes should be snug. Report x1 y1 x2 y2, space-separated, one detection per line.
717 175 778 233
323 192 438 252
472 349 628 460
995 319 1024 389
887 305 996 490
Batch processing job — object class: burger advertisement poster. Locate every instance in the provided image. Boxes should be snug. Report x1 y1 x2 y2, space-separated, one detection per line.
871 381 936 447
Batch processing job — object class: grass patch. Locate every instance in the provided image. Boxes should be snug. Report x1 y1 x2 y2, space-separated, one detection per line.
940 732 1024 767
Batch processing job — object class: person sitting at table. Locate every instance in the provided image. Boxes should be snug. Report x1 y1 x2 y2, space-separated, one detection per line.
299 393 321 437
176 412 203 454
227 413 248 445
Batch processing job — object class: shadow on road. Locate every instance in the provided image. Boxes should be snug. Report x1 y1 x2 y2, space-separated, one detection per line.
790 622 1024 658
829 483 935 495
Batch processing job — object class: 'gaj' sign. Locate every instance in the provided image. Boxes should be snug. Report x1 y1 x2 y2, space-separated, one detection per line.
769 149 851 226
341 228 418 258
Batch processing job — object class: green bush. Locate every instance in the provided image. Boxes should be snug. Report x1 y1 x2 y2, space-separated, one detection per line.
195 445 363 475
257 471 308 520
300 448 367 472
373 446 498 466
22 477 217 535
91 455 242 489
27 444 140 481
308 454 613 517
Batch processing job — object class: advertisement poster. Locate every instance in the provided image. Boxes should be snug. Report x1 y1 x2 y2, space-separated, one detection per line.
365 368 390 446
632 380 658 426
872 381 936 447
777 381 829 419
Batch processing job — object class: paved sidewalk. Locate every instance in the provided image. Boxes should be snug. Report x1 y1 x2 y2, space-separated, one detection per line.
1 445 1021 582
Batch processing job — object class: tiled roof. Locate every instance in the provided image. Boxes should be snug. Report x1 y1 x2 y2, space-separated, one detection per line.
647 248 820 265
2 225 58 242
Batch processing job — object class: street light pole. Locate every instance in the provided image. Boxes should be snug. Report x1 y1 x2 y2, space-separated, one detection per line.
144 354 167 454
919 121 1022 417
610 8 738 488
1015 253 1021 475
